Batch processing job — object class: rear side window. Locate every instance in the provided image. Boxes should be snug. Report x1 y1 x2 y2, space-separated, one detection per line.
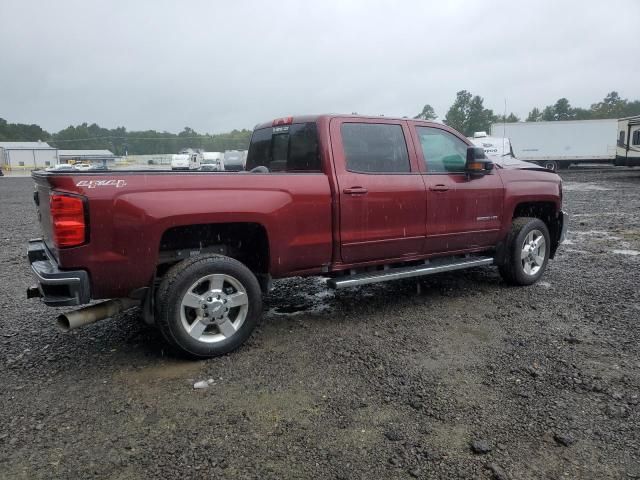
633 130 640 146
415 126 467 173
245 122 320 172
341 123 410 173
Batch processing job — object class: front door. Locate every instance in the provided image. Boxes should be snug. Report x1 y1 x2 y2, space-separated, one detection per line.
330 118 427 264
411 125 504 254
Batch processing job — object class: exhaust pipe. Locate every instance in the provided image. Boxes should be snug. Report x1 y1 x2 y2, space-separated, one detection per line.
57 298 140 331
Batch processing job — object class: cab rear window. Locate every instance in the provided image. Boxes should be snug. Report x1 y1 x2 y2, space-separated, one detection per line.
245 122 321 172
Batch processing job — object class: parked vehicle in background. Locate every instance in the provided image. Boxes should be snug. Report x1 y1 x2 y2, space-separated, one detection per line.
490 119 618 171
201 152 224 171
614 115 640 167
222 150 247 171
74 163 92 171
171 152 201 170
27 114 566 358
45 164 76 172
88 164 109 171
467 132 515 159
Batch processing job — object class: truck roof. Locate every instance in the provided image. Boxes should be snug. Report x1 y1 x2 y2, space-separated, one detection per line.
253 114 443 130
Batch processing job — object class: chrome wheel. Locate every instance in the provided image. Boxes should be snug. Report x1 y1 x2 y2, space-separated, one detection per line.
521 229 546 276
179 273 249 343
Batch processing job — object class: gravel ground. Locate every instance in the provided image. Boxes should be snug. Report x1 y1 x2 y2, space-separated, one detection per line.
1 168 639 479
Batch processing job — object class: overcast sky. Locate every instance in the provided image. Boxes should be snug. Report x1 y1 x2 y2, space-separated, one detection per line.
1 0 638 133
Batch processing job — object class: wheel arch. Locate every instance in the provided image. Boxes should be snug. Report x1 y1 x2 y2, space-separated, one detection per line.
156 222 271 286
510 201 561 258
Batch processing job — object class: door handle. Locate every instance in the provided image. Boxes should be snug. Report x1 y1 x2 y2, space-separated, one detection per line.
429 184 449 192
343 187 368 195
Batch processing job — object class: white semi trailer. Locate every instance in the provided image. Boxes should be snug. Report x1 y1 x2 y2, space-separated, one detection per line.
490 119 618 171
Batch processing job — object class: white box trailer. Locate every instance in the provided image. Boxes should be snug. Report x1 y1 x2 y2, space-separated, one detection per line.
490 119 618 171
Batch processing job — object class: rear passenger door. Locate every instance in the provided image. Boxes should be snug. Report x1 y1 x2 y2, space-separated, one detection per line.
330 118 427 264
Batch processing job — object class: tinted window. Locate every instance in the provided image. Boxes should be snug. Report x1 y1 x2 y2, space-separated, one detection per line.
416 127 467 173
633 130 640 146
619 130 626 145
341 123 410 173
245 122 320 172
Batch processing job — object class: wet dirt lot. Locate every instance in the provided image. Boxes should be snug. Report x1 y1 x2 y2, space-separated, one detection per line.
1 168 639 479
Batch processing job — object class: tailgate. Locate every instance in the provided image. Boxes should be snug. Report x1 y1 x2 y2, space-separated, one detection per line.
33 175 56 255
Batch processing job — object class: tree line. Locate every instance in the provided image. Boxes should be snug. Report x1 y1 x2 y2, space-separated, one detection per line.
2 90 639 152
415 91 640 137
0 119 252 155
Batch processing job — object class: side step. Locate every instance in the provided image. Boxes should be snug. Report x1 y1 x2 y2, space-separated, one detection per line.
326 256 494 289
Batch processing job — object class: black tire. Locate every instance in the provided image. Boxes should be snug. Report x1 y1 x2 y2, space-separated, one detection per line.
156 254 262 358
542 160 558 172
498 217 550 286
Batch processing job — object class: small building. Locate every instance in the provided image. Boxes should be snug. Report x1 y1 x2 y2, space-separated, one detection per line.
58 149 115 165
0 141 58 170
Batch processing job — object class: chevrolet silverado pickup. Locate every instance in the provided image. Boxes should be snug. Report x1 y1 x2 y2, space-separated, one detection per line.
27 114 567 358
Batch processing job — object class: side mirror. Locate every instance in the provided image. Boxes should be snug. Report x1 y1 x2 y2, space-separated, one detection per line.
466 146 494 176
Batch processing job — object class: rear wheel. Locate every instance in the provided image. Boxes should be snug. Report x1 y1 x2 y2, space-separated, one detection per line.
541 160 558 172
156 255 262 358
499 217 550 286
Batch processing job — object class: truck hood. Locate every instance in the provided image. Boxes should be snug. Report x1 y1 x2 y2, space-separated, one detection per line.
491 156 548 171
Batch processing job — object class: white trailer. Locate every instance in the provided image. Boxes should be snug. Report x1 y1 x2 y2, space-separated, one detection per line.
615 115 640 167
490 119 618 171
171 153 201 170
467 132 514 159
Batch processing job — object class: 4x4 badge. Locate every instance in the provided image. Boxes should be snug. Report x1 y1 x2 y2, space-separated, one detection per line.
76 179 127 188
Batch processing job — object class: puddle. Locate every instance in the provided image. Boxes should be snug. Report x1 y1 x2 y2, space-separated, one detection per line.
563 182 611 192
273 305 311 314
115 360 204 385
572 230 621 241
611 249 640 256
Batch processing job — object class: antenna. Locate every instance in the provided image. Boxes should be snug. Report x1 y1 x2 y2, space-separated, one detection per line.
502 98 507 156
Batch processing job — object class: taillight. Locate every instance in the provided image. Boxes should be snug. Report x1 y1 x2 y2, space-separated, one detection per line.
50 193 87 248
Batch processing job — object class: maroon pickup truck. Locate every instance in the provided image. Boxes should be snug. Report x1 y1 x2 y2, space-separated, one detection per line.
27 115 567 358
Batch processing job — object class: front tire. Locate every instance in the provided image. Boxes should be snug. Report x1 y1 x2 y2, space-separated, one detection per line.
156 255 262 358
498 217 550 286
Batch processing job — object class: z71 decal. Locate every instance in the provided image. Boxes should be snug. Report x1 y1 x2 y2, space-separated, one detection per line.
76 179 127 188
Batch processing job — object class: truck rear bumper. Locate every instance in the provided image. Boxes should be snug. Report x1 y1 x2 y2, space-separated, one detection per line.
27 239 91 307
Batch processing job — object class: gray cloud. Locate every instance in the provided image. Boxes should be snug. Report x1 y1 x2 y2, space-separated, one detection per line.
1 0 638 133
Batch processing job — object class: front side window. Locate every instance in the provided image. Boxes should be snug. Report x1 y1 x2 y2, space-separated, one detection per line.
245 122 320 172
341 123 410 173
415 127 467 173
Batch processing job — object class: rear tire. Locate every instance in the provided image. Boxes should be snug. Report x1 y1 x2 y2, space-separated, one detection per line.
498 217 550 286
542 160 558 172
156 254 262 358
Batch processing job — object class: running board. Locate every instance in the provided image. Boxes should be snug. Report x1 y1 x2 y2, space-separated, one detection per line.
327 256 494 289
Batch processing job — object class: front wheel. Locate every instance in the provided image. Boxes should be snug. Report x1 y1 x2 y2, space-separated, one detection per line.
498 217 550 286
156 255 262 358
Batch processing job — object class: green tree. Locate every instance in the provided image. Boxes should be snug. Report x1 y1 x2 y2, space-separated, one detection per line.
466 95 496 135
541 105 555 121
495 113 520 123
444 90 472 134
526 108 542 122
553 98 574 120
414 104 437 120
